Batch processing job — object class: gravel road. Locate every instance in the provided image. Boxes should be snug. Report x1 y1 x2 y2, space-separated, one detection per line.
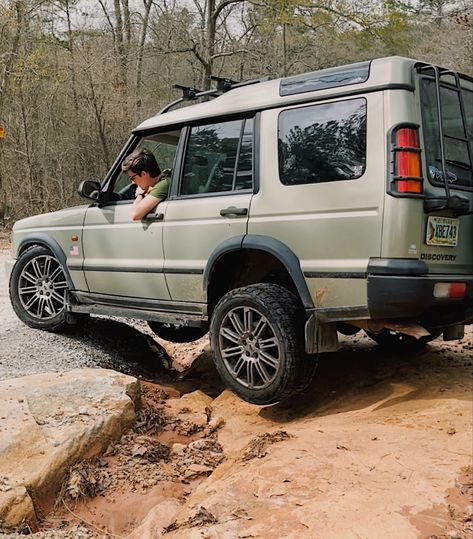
0 250 166 382
1 248 473 539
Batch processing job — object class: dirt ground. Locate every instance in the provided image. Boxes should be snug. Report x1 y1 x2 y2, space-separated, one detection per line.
15 328 471 539
1 235 472 538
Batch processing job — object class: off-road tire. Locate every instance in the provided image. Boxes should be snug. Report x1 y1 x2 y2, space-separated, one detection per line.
210 283 317 405
365 328 442 349
9 245 70 332
147 321 208 343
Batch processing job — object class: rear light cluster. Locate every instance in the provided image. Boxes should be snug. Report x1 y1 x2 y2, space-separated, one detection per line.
433 282 466 299
390 125 423 196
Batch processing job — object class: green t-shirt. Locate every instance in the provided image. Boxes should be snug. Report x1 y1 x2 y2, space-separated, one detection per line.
148 175 170 200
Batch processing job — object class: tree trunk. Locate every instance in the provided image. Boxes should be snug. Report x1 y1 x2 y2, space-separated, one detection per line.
0 0 26 208
136 0 153 110
114 0 127 87
203 0 216 89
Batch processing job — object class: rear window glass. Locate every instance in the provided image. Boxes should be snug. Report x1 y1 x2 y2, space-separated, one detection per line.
420 77 473 190
278 98 367 185
280 62 370 96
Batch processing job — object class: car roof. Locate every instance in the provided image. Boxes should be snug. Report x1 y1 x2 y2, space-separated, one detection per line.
134 56 419 133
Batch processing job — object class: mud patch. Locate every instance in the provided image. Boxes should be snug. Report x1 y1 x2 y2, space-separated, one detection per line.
37 381 225 538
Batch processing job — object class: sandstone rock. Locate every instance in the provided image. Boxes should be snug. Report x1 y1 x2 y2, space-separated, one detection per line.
0 368 139 530
171 443 187 455
165 390 213 434
127 499 182 539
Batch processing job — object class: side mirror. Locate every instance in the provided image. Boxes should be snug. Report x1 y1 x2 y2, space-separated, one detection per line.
78 180 101 202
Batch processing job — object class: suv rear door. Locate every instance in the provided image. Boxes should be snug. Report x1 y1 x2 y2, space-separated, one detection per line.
418 66 473 275
162 116 254 302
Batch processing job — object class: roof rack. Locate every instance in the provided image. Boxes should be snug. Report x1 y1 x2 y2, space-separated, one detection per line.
158 75 273 115
209 75 239 92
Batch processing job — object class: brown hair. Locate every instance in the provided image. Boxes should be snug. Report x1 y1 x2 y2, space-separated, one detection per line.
121 148 161 177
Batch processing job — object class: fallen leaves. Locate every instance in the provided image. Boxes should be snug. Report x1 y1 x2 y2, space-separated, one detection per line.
242 430 293 461
164 506 217 533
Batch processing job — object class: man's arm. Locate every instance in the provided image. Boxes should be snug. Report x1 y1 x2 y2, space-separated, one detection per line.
131 193 162 221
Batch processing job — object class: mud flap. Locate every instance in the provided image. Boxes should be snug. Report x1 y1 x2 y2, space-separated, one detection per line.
305 313 339 354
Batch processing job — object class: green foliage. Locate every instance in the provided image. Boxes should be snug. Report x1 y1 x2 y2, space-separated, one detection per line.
0 0 470 224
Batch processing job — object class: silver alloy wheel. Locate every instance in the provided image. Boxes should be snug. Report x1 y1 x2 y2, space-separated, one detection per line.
218 306 282 389
18 255 68 320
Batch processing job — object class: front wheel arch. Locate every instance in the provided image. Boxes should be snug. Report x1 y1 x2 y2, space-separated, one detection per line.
17 234 74 289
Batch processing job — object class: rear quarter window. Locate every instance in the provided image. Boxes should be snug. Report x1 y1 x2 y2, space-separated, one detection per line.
278 98 367 185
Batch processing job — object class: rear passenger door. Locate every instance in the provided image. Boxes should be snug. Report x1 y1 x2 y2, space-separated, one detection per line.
162 117 254 302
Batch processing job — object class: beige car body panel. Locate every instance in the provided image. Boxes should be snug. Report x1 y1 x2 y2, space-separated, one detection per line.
11 206 89 290
81 201 170 300
249 92 385 309
162 193 251 302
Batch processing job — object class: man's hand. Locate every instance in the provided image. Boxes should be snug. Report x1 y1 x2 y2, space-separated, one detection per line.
135 186 147 197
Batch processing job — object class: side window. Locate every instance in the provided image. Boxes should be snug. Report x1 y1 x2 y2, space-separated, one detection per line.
113 129 181 196
180 118 253 195
278 98 367 185
236 118 254 190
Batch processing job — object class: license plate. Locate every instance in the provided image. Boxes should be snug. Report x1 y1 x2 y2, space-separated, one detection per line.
426 216 459 247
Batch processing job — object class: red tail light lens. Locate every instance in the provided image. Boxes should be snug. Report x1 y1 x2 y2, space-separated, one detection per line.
391 126 423 195
396 128 419 147
433 282 466 299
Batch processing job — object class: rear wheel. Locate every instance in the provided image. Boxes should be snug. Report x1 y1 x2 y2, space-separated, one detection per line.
365 328 442 349
210 283 317 405
147 321 208 343
9 245 70 331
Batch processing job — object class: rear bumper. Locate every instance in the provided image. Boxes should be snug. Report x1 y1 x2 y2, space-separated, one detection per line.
367 259 473 327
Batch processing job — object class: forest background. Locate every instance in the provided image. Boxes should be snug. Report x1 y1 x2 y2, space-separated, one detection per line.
0 0 471 224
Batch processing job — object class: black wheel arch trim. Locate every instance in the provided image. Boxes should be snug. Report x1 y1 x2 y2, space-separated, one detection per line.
203 234 314 309
17 234 75 289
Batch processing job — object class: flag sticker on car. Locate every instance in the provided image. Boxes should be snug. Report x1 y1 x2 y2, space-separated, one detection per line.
69 245 80 256
426 216 459 247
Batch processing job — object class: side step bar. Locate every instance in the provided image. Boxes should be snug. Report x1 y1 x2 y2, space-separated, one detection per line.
69 303 208 328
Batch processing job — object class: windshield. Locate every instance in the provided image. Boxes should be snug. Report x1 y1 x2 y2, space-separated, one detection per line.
420 74 473 191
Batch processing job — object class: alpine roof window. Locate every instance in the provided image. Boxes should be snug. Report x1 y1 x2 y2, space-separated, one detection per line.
280 61 370 97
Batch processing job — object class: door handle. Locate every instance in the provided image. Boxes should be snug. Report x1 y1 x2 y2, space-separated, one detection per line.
144 213 164 222
220 207 248 217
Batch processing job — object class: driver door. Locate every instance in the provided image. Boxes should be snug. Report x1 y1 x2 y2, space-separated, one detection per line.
81 129 181 301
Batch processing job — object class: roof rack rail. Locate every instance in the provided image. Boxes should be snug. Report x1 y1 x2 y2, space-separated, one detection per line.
173 84 203 100
209 75 273 92
158 87 220 114
158 74 273 115
209 75 239 92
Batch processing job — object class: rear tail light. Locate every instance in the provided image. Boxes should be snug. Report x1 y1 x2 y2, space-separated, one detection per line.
433 282 466 299
390 125 423 196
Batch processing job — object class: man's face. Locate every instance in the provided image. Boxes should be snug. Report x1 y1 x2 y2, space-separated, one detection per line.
128 170 150 188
